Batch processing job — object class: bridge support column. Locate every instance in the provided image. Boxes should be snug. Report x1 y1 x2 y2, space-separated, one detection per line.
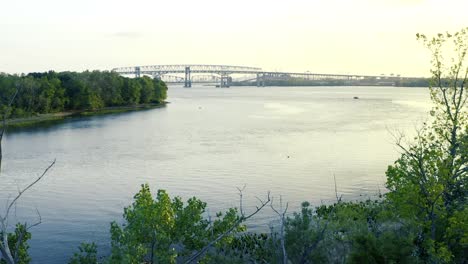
257 73 265 87
220 74 231 88
184 67 191 88
135 67 141 78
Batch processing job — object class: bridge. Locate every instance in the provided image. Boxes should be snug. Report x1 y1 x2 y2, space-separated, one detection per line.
112 64 407 88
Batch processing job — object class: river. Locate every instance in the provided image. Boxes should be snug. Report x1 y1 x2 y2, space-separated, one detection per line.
1 85 431 263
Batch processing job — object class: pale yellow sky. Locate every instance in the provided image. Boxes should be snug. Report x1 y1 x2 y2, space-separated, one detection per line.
0 0 466 76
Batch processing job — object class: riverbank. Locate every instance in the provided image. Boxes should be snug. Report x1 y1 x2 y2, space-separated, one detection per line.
3 102 167 128
230 78 430 87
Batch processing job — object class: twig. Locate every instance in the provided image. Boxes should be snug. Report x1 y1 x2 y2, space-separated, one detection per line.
3 159 56 224
0 84 54 264
236 184 246 216
184 188 270 263
333 174 339 203
20 209 42 263
271 195 289 264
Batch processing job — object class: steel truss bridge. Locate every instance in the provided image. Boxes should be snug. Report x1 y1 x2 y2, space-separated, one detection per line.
112 64 406 87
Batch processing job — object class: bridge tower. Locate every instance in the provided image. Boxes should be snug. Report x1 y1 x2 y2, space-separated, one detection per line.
219 74 231 88
256 73 265 87
184 67 191 88
135 67 141 78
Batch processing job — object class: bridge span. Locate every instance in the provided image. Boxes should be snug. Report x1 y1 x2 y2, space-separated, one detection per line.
112 64 406 88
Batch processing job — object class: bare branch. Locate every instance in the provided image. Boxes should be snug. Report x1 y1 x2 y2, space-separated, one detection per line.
3 160 55 224
333 174 340 203
26 208 42 231
0 224 14 264
236 184 246 216
0 86 20 264
13 228 25 263
271 195 289 264
12 209 41 264
0 84 54 264
184 188 270 264
243 191 270 220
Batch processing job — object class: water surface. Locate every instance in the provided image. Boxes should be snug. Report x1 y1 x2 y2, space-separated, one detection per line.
1 85 431 263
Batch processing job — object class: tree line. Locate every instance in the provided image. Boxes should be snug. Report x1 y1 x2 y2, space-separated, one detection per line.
0 71 167 118
231 78 431 87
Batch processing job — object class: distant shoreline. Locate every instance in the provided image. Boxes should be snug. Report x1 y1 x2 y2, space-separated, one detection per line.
230 80 430 87
4 102 167 128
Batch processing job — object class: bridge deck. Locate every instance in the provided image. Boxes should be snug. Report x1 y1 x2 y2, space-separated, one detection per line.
112 64 405 80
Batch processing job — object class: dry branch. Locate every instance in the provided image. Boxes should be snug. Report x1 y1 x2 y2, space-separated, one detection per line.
271 195 288 264
0 86 55 264
184 187 271 264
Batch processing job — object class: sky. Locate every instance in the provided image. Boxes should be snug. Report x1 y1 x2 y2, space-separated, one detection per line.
0 0 467 77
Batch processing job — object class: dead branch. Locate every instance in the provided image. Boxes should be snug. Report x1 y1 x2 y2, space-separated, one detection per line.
0 85 54 264
184 188 271 264
2 160 56 226
333 174 340 203
236 184 246 216
271 195 289 264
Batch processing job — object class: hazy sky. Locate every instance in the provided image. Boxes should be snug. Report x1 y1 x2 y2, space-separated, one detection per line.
1 0 466 76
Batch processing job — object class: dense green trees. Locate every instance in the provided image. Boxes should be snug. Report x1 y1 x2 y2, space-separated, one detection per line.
107 184 246 263
0 224 31 264
0 71 167 118
231 78 431 87
386 29 467 263
69 243 98 264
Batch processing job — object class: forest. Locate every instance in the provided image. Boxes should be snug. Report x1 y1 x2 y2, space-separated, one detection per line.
0 71 167 118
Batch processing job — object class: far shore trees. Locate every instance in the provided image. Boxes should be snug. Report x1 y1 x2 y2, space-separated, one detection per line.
0 71 168 119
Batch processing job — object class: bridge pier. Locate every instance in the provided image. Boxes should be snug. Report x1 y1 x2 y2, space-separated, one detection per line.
184 67 191 88
256 73 265 87
219 74 231 88
135 67 141 78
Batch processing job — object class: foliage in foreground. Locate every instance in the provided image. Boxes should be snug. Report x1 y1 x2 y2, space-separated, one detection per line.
386 28 468 263
69 243 98 264
107 184 244 263
67 195 436 264
0 224 31 264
